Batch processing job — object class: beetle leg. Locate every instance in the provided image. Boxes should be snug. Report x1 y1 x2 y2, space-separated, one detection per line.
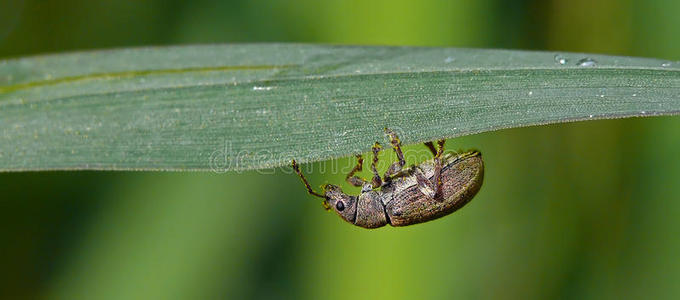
291 160 330 209
424 141 437 156
383 128 406 181
345 155 368 187
414 167 436 199
371 143 383 188
432 139 446 201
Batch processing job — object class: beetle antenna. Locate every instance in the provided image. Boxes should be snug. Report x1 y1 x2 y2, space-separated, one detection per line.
291 160 326 199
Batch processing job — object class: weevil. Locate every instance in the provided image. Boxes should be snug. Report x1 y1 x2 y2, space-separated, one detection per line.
291 128 484 228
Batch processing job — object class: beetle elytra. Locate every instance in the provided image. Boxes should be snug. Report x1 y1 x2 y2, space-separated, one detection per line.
292 128 484 228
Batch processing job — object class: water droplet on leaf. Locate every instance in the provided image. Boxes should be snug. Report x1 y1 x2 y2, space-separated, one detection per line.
554 54 568 65
576 58 597 67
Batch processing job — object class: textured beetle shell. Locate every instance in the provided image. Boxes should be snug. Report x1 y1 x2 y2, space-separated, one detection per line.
381 152 484 227
355 191 388 229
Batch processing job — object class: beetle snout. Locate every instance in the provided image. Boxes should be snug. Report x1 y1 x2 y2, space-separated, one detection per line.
323 187 358 224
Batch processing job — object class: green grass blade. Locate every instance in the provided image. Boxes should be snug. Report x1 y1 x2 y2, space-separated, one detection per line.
0 44 678 172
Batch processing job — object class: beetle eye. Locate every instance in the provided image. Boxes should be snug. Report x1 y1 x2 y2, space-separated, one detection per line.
336 201 345 211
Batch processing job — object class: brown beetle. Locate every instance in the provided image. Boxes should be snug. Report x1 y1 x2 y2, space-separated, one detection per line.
292 128 484 228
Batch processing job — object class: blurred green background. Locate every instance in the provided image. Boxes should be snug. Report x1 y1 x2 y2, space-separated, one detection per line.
1 0 680 299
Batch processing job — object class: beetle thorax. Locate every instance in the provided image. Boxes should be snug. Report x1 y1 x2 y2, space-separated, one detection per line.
354 190 388 228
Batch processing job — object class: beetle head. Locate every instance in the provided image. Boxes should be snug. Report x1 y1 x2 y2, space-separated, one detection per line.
323 184 357 224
